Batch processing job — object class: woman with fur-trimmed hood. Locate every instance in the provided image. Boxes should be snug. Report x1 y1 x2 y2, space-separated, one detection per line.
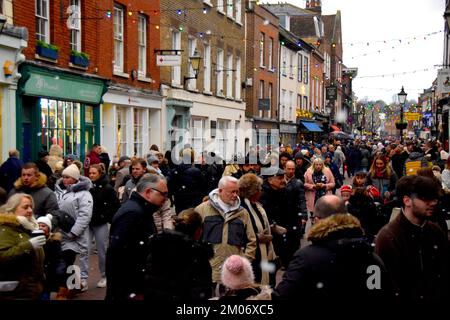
0 193 45 300
273 213 391 302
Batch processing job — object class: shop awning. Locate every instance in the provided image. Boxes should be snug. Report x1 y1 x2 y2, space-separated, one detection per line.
300 121 323 132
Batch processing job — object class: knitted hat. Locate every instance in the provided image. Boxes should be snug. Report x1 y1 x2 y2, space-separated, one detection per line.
340 185 353 194
221 255 255 290
37 214 53 230
147 154 159 164
62 163 80 181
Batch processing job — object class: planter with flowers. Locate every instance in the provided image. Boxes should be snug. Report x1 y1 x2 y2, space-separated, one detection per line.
70 50 90 68
36 40 60 60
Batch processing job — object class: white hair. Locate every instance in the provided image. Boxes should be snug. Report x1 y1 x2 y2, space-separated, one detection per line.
218 176 238 188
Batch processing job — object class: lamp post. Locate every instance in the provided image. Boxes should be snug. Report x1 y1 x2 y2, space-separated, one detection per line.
397 86 407 144
183 49 202 88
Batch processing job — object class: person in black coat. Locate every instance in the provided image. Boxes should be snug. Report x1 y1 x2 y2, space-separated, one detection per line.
106 174 168 301
35 150 53 182
273 196 391 302
0 149 24 193
168 149 207 214
144 208 213 300
84 164 120 288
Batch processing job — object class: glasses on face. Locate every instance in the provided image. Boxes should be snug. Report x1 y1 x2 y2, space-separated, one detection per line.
150 188 169 198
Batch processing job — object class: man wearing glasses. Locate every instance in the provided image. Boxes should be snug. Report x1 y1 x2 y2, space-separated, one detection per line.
106 173 168 301
376 175 450 302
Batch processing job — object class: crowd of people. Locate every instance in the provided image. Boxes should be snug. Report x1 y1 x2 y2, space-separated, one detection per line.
0 136 449 302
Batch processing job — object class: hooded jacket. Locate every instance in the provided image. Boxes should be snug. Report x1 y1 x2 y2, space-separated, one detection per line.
10 172 59 218
195 189 257 283
54 176 93 254
0 214 45 299
89 174 120 226
274 214 390 302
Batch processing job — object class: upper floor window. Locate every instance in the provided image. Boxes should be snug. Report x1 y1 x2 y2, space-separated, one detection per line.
217 0 224 13
204 43 211 92
235 0 241 23
171 31 181 85
281 47 286 76
303 56 309 84
113 5 124 72
235 56 241 100
268 38 273 70
216 49 224 95
68 0 81 52
138 14 147 77
36 0 50 43
297 54 303 82
259 33 265 67
227 0 233 18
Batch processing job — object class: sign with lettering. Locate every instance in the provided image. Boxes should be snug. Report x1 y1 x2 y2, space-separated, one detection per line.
404 112 422 121
23 73 104 104
156 55 182 66
258 99 270 110
326 86 337 101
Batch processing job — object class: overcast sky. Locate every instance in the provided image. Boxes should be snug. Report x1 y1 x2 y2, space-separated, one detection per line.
264 0 445 103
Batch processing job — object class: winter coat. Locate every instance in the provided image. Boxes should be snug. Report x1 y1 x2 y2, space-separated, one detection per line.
195 190 257 283
403 152 429 176
121 175 141 203
441 168 450 190
9 172 59 218
169 163 207 214
144 230 213 300
114 165 131 192
89 174 120 226
346 192 381 242
304 168 335 213
54 177 93 254
241 199 276 286
152 199 174 233
0 214 45 300
375 210 450 301
284 177 308 222
106 192 159 301
42 232 66 293
34 159 53 180
0 156 24 193
360 148 371 169
273 214 390 302
333 147 346 171
99 152 111 174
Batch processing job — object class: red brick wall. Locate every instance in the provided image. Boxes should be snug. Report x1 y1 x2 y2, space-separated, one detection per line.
13 0 160 90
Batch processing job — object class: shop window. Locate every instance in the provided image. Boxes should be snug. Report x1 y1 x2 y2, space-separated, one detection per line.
40 99 81 156
216 119 229 159
133 108 143 157
116 107 127 157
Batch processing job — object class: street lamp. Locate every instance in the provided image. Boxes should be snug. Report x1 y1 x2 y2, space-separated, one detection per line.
183 49 202 88
397 86 407 144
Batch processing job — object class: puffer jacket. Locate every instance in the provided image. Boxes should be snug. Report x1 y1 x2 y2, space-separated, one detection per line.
195 189 257 283
0 214 45 300
54 176 93 254
274 214 391 302
9 172 59 218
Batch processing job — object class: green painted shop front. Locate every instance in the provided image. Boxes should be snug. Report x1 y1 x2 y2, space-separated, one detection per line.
16 63 107 162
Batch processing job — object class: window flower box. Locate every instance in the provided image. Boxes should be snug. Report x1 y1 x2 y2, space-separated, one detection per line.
36 40 59 60
70 50 90 68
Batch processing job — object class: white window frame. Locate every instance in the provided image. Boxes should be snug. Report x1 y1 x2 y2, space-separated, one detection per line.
171 31 181 85
297 53 303 82
113 5 124 72
217 0 224 13
259 80 264 118
289 51 294 78
303 56 309 84
69 0 81 52
289 91 293 121
191 117 206 157
268 38 273 70
187 37 197 89
226 53 233 98
235 0 241 23
268 83 272 118
235 56 241 100
282 47 287 76
281 89 286 120
133 108 144 157
117 107 127 157
259 33 265 68
227 0 233 18
216 119 230 159
204 43 211 93
216 49 224 96
138 14 147 77
35 0 50 43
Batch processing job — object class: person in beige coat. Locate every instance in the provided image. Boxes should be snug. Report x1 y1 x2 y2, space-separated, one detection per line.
304 158 335 215
195 176 257 296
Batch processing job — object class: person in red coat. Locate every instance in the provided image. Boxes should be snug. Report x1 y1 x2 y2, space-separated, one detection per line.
83 144 101 176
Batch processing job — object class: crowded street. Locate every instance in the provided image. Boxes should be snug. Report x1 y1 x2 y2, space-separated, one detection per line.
1 0 450 314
